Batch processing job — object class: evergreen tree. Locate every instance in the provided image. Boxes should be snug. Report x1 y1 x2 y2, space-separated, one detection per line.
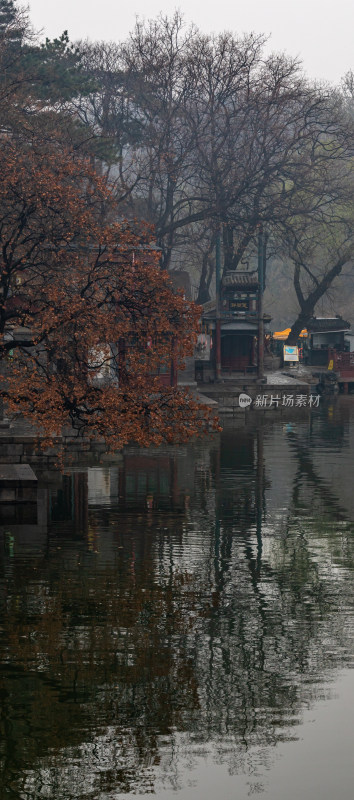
0 0 95 146
0 0 24 41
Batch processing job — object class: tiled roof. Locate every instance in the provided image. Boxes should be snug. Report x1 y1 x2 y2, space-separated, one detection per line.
222 271 259 289
307 317 351 333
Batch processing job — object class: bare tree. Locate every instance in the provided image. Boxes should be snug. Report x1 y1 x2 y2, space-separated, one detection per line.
73 16 354 306
184 44 353 269
280 203 354 344
75 15 200 268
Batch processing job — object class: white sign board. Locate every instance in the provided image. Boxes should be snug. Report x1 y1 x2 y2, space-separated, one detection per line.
195 334 211 361
283 345 299 362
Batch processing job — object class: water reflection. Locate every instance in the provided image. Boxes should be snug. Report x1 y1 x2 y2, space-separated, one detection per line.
1 400 354 799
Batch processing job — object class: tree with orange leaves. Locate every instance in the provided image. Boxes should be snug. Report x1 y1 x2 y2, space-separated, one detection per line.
0 131 216 448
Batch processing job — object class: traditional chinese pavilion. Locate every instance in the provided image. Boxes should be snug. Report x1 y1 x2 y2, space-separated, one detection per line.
196 271 268 381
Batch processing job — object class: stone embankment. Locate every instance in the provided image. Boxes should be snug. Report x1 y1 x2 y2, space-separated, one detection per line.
0 416 109 468
197 367 319 415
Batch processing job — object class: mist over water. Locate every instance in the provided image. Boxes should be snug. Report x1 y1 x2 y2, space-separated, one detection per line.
1 399 354 799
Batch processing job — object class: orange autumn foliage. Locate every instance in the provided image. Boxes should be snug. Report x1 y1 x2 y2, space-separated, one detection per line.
0 135 218 448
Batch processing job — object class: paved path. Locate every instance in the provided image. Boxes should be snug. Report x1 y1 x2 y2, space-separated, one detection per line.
265 371 313 385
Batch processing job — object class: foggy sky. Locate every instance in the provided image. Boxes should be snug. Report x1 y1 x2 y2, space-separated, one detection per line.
27 0 353 85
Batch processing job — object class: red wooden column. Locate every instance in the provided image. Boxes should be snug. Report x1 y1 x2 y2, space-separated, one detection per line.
215 229 222 381
215 319 221 381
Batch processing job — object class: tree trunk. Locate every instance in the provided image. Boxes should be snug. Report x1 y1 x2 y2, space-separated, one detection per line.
286 303 314 345
286 255 350 345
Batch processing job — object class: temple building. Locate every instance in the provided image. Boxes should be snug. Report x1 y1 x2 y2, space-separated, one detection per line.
196 271 269 382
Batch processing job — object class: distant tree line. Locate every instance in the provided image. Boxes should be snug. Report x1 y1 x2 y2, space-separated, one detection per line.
1 1 353 349
69 13 354 339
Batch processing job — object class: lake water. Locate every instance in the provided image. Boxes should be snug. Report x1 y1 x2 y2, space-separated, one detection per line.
1 398 354 799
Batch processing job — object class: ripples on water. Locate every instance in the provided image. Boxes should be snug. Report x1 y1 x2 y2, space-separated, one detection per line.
1 399 354 799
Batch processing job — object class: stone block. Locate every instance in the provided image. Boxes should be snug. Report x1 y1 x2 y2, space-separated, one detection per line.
0 444 24 458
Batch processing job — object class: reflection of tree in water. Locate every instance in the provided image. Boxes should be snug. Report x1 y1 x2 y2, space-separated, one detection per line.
0 425 354 798
284 413 354 569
